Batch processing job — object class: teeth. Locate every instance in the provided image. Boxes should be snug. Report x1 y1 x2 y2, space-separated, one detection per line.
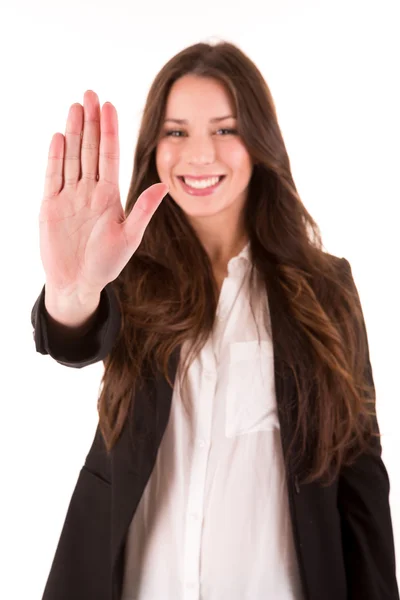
183 176 221 189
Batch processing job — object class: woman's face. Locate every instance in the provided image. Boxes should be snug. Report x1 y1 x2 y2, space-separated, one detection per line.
155 74 254 221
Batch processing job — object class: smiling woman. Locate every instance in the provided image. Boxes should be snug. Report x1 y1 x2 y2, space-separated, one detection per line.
155 74 253 261
31 39 398 600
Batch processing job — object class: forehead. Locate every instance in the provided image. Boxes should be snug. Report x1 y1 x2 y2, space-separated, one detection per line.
164 75 236 118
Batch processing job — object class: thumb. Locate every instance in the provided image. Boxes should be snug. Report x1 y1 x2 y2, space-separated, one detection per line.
123 182 169 248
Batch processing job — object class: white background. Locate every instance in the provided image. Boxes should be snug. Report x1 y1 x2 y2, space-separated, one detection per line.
0 0 399 597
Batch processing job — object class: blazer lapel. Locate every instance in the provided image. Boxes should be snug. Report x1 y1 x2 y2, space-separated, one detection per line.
267 283 300 478
110 345 182 597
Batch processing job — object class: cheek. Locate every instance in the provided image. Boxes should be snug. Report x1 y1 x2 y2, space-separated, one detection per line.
156 143 177 176
223 143 252 173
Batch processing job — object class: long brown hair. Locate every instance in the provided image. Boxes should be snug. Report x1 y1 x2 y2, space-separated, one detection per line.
97 40 379 486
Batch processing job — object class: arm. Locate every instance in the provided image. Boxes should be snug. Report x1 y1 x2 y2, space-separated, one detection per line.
338 258 399 599
31 282 122 368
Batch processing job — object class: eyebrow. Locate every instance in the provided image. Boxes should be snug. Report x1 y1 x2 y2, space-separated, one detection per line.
163 115 237 124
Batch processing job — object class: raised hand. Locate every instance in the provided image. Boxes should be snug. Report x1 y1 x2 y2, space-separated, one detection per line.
40 90 168 299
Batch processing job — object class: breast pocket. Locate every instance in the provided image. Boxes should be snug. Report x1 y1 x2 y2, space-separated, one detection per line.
225 340 280 438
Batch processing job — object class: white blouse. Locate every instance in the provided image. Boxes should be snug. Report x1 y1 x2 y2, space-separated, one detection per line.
121 241 304 600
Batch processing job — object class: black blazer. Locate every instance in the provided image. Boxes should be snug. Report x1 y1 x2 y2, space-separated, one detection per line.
31 256 399 600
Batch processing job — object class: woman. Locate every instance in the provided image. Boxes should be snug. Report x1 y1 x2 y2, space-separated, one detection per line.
31 40 398 600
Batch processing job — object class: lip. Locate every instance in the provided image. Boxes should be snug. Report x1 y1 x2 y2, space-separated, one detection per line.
178 175 225 180
177 175 225 196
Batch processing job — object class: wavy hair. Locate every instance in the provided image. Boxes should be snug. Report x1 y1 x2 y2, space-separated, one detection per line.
97 40 379 486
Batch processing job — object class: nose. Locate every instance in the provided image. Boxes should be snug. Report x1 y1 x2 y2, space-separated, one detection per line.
183 135 216 166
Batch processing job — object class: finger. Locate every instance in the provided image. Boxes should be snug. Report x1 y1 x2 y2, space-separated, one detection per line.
63 103 83 187
43 133 64 200
81 90 101 183
123 183 169 247
99 102 120 188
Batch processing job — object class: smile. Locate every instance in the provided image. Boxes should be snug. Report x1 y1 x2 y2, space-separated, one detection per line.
177 175 226 196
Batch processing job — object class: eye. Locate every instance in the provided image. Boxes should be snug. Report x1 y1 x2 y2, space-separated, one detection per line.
216 128 238 135
163 128 238 138
164 130 184 137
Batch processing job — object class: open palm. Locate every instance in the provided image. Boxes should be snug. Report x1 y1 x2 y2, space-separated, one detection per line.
39 90 168 297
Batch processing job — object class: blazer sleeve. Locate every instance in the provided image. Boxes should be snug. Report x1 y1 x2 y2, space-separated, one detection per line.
337 258 399 600
31 282 122 368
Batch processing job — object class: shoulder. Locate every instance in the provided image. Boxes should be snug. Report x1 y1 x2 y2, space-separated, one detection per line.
323 252 352 283
324 251 349 269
